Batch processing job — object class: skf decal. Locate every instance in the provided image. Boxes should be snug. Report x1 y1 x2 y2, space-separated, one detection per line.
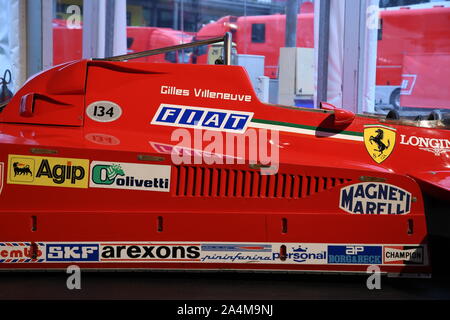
90 161 170 192
328 245 382 265
151 104 253 133
7 155 89 188
100 244 201 261
384 246 425 265
46 244 99 262
364 125 396 163
340 182 411 215
400 134 450 156
0 243 45 263
0 162 4 195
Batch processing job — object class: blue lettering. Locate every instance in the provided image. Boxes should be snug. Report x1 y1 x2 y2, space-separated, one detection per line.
341 187 354 209
179 109 204 125
156 107 181 123
388 186 398 201
202 111 227 128
366 201 377 214
224 114 250 130
365 183 377 199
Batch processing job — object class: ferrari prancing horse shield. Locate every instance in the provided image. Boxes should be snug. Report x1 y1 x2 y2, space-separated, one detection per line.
364 125 397 164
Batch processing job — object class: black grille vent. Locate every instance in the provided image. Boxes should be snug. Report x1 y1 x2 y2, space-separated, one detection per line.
174 166 351 198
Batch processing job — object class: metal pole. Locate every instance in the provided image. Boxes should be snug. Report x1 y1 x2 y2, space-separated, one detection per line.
316 0 330 107
104 0 115 58
285 0 298 47
224 32 232 65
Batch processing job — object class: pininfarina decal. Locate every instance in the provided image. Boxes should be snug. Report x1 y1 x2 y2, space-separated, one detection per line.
364 125 397 163
339 182 412 215
0 242 427 266
151 104 254 133
7 155 89 189
400 134 450 156
89 161 171 192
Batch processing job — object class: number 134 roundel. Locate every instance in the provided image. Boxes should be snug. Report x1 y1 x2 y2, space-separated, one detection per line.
86 101 123 123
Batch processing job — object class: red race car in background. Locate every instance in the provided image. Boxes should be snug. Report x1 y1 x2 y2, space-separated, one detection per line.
0 35 448 277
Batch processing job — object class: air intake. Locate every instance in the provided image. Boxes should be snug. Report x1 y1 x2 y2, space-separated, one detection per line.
174 166 351 198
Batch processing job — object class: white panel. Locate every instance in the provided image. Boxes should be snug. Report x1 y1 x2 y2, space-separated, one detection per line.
295 48 315 96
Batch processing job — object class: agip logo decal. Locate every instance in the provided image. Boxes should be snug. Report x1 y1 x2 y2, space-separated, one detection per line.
340 182 411 215
7 155 89 188
90 161 171 192
364 125 396 163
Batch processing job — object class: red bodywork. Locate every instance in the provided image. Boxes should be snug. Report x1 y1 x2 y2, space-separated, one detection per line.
0 59 448 275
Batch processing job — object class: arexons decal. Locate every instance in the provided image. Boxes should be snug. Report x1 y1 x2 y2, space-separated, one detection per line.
400 134 450 156
340 182 411 215
384 246 425 265
0 162 4 195
328 245 382 265
100 244 201 261
363 125 397 163
89 161 171 192
151 104 253 133
7 155 89 188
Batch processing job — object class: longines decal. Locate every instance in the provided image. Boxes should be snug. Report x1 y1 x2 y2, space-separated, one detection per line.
339 182 412 215
0 242 427 266
400 134 450 156
7 155 89 188
363 125 396 163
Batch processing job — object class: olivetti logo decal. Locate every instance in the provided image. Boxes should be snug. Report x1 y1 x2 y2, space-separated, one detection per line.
7 155 89 188
90 161 171 192
151 104 253 133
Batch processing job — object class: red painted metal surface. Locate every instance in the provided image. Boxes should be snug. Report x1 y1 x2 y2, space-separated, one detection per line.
0 58 448 275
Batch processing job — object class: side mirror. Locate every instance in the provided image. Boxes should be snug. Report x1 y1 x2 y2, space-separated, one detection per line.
320 102 355 126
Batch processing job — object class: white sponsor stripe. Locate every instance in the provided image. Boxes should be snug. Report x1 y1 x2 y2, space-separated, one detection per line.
248 122 364 142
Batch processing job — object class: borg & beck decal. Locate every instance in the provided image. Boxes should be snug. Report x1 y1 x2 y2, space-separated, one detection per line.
89 161 170 192
328 245 382 264
151 104 253 133
0 242 427 266
7 155 89 188
340 182 412 215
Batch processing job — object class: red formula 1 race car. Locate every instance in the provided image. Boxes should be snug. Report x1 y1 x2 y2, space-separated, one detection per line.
0 34 448 277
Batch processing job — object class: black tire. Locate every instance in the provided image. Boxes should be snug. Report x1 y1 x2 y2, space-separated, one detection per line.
389 88 401 110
